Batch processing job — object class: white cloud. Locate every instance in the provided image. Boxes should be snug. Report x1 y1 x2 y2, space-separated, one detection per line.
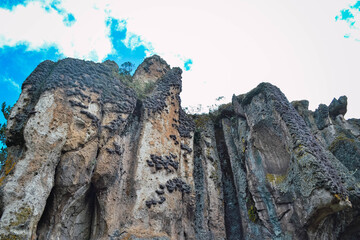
0 0 112 61
106 0 360 118
1 0 360 118
2 78 21 93
122 31 152 51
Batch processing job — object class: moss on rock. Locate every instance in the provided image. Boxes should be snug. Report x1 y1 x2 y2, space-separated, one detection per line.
10 206 32 227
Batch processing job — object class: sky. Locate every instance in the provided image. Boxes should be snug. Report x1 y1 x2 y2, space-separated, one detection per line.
0 0 360 126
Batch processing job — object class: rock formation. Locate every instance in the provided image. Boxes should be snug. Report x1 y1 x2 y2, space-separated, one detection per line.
0 56 359 240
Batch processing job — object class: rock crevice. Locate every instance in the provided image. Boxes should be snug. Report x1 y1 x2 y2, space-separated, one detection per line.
0 57 359 240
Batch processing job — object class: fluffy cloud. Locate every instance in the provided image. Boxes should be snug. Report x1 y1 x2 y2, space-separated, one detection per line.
106 0 360 117
0 0 112 61
1 0 360 117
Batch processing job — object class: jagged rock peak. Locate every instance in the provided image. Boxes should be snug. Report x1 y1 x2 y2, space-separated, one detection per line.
0 56 196 240
329 95 348 118
132 55 171 93
6 57 137 147
0 60 359 240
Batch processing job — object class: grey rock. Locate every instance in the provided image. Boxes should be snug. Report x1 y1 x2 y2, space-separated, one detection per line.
314 104 330 130
329 96 347 118
0 59 359 240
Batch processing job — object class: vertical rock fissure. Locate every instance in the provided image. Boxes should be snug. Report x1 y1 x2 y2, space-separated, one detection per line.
193 130 208 240
2 58 360 240
224 118 263 238
214 120 243 240
36 184 56 239
88 183 100 240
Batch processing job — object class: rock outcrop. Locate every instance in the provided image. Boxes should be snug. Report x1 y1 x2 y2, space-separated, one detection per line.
0 56 359 240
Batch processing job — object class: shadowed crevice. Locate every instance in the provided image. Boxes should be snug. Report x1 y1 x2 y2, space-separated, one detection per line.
193 130 208 240
214 120 243 240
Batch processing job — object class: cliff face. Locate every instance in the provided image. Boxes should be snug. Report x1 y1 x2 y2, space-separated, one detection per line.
0 56 359 240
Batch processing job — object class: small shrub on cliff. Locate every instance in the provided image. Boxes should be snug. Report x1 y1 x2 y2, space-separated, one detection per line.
118 61 158 99
143 82 156 95
119 61 135 76
0 102 11 168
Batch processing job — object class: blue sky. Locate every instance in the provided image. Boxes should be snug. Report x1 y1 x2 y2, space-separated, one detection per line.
1 0 360 128
0 0 150 124
0 20 148 122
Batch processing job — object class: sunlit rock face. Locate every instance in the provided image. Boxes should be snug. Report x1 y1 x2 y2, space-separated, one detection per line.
0 56 359 240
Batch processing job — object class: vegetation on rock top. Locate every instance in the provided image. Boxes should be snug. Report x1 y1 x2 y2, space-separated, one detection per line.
0 102 11 168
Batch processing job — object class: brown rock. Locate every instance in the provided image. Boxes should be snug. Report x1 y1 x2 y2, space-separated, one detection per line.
0 59 359 240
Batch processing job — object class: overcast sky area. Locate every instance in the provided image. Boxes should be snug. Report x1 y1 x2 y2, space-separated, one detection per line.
0 0 360 125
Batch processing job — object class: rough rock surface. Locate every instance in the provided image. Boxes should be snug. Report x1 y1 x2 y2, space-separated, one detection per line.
0 56 359 240
132 55 171 94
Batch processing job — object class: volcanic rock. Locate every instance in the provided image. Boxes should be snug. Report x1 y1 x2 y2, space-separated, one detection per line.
0 56 359 240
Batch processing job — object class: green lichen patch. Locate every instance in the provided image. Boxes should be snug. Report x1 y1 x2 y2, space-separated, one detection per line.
0 155 16 186
266 173 287 185
328 133 360 180
0 233 26 240
328 134 355 152
10 206 32 228
247 205 258 223
0 207 32 240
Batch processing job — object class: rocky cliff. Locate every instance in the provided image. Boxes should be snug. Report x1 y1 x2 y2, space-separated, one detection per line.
0 56 359 240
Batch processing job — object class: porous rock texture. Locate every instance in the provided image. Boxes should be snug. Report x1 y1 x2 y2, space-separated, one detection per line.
0 56 359 240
